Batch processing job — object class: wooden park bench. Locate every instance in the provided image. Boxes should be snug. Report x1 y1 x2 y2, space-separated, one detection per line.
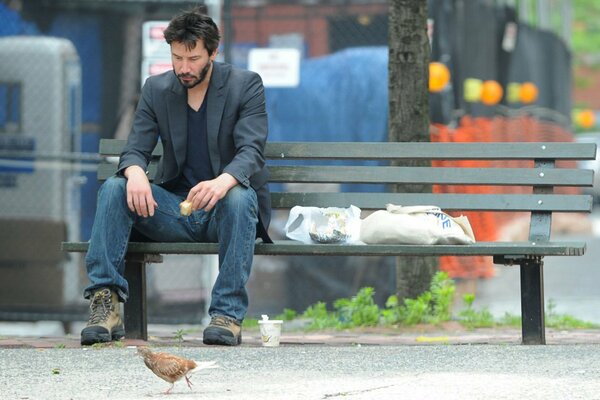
62 139 597 345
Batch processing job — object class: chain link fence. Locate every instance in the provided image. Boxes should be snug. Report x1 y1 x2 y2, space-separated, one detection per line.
0 0 580 331
0 0 393 330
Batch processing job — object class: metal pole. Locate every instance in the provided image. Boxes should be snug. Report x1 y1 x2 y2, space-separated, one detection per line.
222 0 232 64
519 0 530 24
537 0 550 30
562 0 572 47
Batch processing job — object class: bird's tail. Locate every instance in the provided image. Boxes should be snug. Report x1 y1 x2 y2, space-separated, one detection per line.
190 361 219 373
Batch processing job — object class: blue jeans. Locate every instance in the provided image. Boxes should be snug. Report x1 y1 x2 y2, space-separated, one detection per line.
84 176 259 322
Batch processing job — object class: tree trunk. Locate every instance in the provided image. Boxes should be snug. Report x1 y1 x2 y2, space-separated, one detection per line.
388 0 438 301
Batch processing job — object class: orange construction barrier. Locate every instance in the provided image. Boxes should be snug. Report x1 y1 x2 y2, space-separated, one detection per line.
430 114 577 279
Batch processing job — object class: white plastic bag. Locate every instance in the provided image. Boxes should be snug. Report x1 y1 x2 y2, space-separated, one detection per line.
284 205 362 244
359 204 475 245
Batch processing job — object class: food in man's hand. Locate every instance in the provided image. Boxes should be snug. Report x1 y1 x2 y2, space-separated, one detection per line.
179 200 193 216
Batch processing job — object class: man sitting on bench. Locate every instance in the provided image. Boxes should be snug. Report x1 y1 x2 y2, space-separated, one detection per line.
81 8 271 346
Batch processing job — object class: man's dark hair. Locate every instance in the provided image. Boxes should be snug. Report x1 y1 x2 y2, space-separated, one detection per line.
163 8 220 55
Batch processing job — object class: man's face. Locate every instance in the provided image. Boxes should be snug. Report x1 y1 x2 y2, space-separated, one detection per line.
171 40 217 89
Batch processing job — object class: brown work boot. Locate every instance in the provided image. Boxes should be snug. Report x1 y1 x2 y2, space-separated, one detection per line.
80 288 125 345
203 315 242 346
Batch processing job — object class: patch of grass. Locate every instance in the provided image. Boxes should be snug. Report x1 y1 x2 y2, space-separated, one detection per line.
545 299 598 329
457 293 494 329
302 301 342 330
275 308 298 321
242 318 259 329
263 273 598 332
335 287 380 328
382 271 456 326
497 312 521 327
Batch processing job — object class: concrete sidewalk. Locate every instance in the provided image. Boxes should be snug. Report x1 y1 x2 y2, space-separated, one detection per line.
2 338 600 400
2 312 600 400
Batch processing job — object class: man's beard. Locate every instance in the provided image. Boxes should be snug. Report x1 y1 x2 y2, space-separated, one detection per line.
176 61 211 89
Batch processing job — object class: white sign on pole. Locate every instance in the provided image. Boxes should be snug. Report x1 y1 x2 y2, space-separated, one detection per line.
248 48 300 88
141 59 172 86
142 21 170 58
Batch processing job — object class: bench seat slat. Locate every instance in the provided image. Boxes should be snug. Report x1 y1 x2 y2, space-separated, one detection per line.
61 241 586 257
270 193 593 212
99 140 597 161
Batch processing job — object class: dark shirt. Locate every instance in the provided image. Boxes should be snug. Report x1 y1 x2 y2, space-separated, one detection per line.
172 99 213 194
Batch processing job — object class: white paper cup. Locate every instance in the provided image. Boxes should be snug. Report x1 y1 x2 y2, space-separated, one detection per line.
258 319 283 347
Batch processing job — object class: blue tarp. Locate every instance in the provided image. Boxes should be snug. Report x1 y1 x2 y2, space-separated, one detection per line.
48 14 103 124
0 4 39 36
263 47 389 193
265 47 388 143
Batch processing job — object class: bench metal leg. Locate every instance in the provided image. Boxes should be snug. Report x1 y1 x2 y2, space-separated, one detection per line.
122 253 162 341
520 258 545 345
124 256 147 340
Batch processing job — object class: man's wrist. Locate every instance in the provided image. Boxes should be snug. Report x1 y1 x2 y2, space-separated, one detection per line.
220 173 239 189
124 165 145 179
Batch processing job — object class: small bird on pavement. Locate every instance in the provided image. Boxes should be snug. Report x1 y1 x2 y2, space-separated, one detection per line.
137 346 218 394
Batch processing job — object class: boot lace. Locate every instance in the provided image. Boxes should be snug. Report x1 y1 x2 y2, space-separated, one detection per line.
211 315 236 328
88 289 114 325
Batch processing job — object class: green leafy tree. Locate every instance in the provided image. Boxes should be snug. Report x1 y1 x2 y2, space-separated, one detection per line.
572 0 600 61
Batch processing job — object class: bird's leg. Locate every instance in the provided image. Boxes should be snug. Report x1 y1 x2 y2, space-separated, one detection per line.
164 383 174 394
185 375 194 389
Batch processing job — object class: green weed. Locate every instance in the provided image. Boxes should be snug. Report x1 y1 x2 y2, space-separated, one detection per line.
275 308 298 321
457 293 494 329
265 273 597 332
242 318 259 329
383 271 456 326
545 298 598 329
335 287 380 328
302 301 341 330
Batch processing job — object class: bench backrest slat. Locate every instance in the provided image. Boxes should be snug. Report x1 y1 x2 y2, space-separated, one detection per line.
264 142 596 160
99 140 597 161
271 192 593 212
98 163 593 187
268 166 592 186
97 139 596 214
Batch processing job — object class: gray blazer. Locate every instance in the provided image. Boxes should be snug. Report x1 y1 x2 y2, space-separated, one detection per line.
118 62 272 242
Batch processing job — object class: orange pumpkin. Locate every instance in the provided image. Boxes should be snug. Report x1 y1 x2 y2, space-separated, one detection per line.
519 82 538 104
577 109 596 129
480 80 503 105
429 62 450 92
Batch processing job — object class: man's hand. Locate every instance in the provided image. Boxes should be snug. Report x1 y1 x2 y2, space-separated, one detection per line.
124 165 158 217
186 173 238 213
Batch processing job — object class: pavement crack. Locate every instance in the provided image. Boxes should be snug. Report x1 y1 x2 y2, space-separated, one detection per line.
322 384 396 399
